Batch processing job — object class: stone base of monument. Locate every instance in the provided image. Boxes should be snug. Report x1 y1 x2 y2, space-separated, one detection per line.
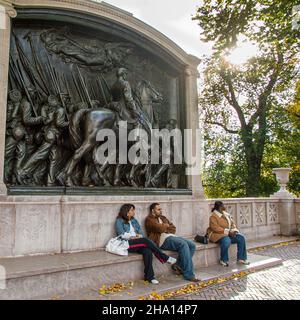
0 192 296 299
0 195 285 257
0 195 209 257
0 236 297 300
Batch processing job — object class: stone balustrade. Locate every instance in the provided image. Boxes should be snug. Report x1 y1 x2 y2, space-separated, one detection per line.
0 195 298 258
207 198 282 240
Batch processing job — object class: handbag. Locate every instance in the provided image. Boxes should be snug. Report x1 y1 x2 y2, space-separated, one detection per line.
105 236 129 256
194 234 209 244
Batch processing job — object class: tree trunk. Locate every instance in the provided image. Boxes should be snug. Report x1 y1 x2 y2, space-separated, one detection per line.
245 156 261 197
242 128 264 197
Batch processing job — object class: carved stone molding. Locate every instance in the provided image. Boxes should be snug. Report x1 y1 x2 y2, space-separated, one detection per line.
239 204 251 226
185 67 199 78
6 7 17 17
9 0 200 66
267 202 279 224
254 202 267 225
0 0 17 17
0 0 13 6
225 204 237 221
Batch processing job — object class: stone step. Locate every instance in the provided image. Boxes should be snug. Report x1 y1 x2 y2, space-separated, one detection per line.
0 236 298 300
57 252 283 300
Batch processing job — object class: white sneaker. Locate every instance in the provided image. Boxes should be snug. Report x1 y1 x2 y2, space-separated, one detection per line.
219 260 229 267
167 257 177 265
150 279 159 285
237 259 250 265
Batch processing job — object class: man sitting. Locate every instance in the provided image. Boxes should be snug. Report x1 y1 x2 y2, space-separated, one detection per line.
145 203 200 282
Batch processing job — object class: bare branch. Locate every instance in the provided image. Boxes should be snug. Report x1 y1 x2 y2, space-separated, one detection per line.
258 50 283 112
206 121 240 134
248 109 260 129
219 70 247 128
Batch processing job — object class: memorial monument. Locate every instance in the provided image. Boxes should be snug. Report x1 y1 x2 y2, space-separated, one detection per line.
0 1 298 300
0 0 206 258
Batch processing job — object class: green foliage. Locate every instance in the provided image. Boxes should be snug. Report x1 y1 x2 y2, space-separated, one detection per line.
194 0 300 197
203 102 300 198
202 139 248 198
194 0 300 53
261 103 300 196
287 79 300 129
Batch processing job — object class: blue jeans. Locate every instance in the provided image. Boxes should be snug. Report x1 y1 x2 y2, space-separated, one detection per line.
219 234 247 262
161 236 196 280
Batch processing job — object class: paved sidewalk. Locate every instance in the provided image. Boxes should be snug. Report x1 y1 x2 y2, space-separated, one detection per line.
170 243 300 300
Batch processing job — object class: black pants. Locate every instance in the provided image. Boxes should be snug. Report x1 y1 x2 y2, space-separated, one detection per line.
128 238 169 281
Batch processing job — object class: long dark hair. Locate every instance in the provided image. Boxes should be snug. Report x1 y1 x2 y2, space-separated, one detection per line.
118 203 135 224
211 201 224 212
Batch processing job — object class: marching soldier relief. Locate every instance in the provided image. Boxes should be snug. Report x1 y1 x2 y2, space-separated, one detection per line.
5 23 184 191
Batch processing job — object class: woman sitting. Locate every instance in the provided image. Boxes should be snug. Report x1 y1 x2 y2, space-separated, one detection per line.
115 203 177 284
207 201 250 267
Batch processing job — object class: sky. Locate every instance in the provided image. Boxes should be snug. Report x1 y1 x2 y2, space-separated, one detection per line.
101 0 211 59
100 0 262 66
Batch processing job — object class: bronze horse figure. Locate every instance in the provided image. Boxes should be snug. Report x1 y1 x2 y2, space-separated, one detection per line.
59 80 163 186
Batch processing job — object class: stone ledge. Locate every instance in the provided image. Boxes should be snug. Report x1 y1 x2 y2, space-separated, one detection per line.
1 241 219 280
1 235 298 280
60 253 283 300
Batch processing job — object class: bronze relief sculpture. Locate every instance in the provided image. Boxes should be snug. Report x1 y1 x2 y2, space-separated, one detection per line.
5 25 182 191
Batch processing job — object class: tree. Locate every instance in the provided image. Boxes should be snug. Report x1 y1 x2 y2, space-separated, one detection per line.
193 0 300 196
287 79 300 128
202 85 300 198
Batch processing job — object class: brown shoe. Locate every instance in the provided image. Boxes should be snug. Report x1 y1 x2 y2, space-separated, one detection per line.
171 264 183 275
